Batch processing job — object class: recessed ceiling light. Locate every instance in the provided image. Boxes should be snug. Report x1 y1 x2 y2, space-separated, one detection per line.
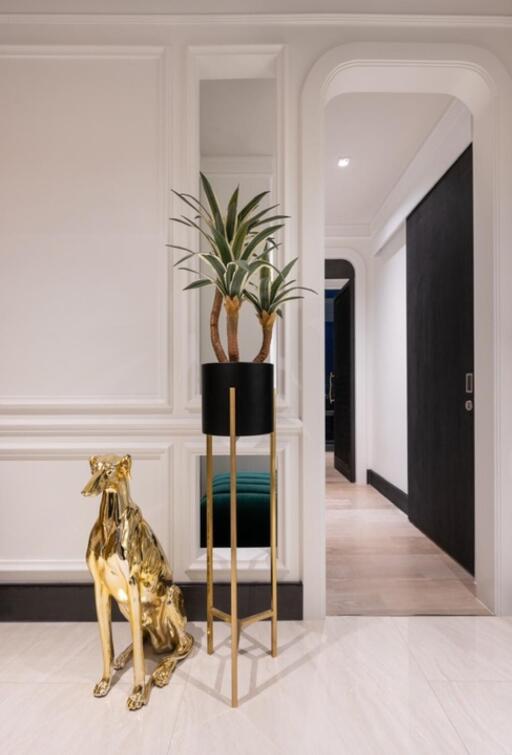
337 157 350 168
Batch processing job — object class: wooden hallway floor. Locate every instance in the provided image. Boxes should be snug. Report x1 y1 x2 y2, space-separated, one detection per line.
326 454 489 616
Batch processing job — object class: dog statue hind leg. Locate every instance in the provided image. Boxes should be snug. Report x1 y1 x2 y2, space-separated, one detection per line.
150 585 194 688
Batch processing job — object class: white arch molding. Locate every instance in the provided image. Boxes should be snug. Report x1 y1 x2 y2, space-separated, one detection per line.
300 43 512 619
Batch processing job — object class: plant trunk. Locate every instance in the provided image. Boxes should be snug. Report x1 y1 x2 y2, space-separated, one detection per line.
253 311 276 364
210 289 228 363
224 296 241 362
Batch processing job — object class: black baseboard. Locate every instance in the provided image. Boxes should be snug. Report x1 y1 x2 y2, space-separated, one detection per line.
0 582 302 622
367 469 408 514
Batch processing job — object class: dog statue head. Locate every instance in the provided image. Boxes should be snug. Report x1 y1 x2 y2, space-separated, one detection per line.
82 454 132 498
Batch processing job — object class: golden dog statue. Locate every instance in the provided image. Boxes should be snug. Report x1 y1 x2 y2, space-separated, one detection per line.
82 454 193 710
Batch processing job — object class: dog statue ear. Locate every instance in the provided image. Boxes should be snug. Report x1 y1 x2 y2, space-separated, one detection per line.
120 454 132 478
89 455 99 473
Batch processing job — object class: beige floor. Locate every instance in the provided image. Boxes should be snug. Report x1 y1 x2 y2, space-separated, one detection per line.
3 617 512 754
326 454 489 616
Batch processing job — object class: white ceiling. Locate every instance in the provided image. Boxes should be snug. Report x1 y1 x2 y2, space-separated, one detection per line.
324 93 453 228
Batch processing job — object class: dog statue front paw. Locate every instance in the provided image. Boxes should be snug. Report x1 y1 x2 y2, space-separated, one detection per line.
93 677 111 697
127 684 146 711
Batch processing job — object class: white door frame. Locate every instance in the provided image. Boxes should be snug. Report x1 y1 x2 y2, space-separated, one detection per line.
300 42 512 619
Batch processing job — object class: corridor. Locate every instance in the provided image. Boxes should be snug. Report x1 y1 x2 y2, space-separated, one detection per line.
326 455 489 616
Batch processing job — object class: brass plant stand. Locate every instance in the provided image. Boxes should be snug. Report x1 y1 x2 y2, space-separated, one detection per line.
205 387 277 708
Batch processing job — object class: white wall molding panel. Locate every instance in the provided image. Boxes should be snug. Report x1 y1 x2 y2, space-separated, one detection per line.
2 13 512 28
0 415 303 438
0 443 172 582
0 45 172 413
175 434 300 584
325 224 371 239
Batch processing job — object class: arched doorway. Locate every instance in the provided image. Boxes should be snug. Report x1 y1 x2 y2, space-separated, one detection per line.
300 43 512 618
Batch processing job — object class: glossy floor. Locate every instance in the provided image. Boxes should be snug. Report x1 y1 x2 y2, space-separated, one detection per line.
326 455 489 615
2 617 512 754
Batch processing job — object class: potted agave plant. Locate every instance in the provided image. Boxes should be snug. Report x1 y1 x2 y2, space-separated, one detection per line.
169 173 315 436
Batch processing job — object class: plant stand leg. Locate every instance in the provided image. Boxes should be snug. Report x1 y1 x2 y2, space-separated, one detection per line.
205 382 277 709
206 434 214 655
229 387 238 708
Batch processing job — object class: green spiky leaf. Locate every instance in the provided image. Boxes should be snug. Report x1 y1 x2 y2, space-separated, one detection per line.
183 279 213 290
241 225 284 260
237 190 269 224
200 172 225 236
171 191 211 223
199 253 227 280
173 252 196 267
225 186 239 241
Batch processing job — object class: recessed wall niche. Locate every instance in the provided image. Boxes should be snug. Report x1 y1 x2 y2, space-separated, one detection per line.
198 77 278 365
198 454 277 549
171 46 296 584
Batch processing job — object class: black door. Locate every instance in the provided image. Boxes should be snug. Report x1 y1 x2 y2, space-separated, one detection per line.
325 290 337 450
333 281 355 481
407 145 474 573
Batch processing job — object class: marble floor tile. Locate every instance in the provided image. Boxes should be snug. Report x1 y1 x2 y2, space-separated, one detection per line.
241 671 467 754
0 680 184 755
431 680 512 755
170 706 281 755
0 621 191 688
173 619 467 755
240 621 465 754
394 616 512 681
0 622 98 684
3 618 512 754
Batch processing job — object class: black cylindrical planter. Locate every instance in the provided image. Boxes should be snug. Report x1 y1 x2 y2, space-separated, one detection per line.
201 362 274 436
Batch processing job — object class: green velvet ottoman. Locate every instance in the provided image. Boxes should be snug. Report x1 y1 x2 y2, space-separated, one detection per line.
200 471 271 547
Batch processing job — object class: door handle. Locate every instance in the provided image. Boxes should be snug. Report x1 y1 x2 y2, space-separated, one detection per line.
465 372 474 394
329 372 335 404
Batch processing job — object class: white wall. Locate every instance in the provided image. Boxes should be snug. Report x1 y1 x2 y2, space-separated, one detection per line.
0 42 300 589
0 11 511 618
370 228 408 492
